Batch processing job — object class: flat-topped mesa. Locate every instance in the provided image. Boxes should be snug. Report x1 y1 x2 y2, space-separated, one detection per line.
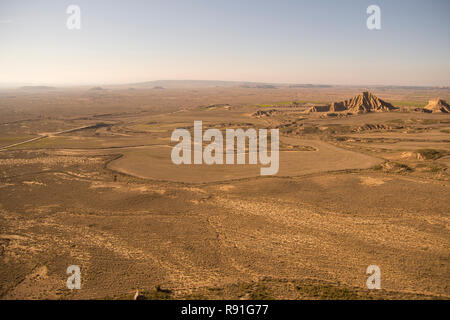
423 98 449 113
308 91 397 114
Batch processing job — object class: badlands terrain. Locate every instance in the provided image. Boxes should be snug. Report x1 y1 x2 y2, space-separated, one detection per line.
0 83 449 299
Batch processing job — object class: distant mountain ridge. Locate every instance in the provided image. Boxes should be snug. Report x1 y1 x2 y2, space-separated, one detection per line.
19 86 56 90
128 80 332 89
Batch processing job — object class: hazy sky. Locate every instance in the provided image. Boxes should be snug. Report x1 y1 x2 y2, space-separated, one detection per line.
0 0 449 86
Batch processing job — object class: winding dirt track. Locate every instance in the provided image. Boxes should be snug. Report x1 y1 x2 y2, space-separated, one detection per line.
0 125 102 151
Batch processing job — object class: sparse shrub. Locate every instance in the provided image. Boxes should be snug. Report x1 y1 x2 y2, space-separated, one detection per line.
139 285 173 300
248 284 272 300
295 284 359 300
373 164 383 171
416 149 446 160
377 162 413 173
429 166 443 173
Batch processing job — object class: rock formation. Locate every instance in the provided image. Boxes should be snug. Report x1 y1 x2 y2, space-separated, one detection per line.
423 98 449 113
308 92 397 114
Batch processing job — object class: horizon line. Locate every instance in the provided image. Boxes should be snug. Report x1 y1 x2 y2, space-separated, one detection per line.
0 79 449 89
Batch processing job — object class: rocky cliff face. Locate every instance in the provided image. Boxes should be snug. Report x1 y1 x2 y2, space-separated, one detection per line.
309 92 397 113
340 92 397 113
423 99 449 113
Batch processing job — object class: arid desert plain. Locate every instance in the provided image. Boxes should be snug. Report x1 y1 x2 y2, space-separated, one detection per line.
0 82 449 299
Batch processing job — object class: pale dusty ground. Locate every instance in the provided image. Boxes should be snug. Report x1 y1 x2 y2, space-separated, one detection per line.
0 87 448 299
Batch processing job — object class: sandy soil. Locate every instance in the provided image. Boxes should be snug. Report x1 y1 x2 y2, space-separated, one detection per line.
0 87 448 299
